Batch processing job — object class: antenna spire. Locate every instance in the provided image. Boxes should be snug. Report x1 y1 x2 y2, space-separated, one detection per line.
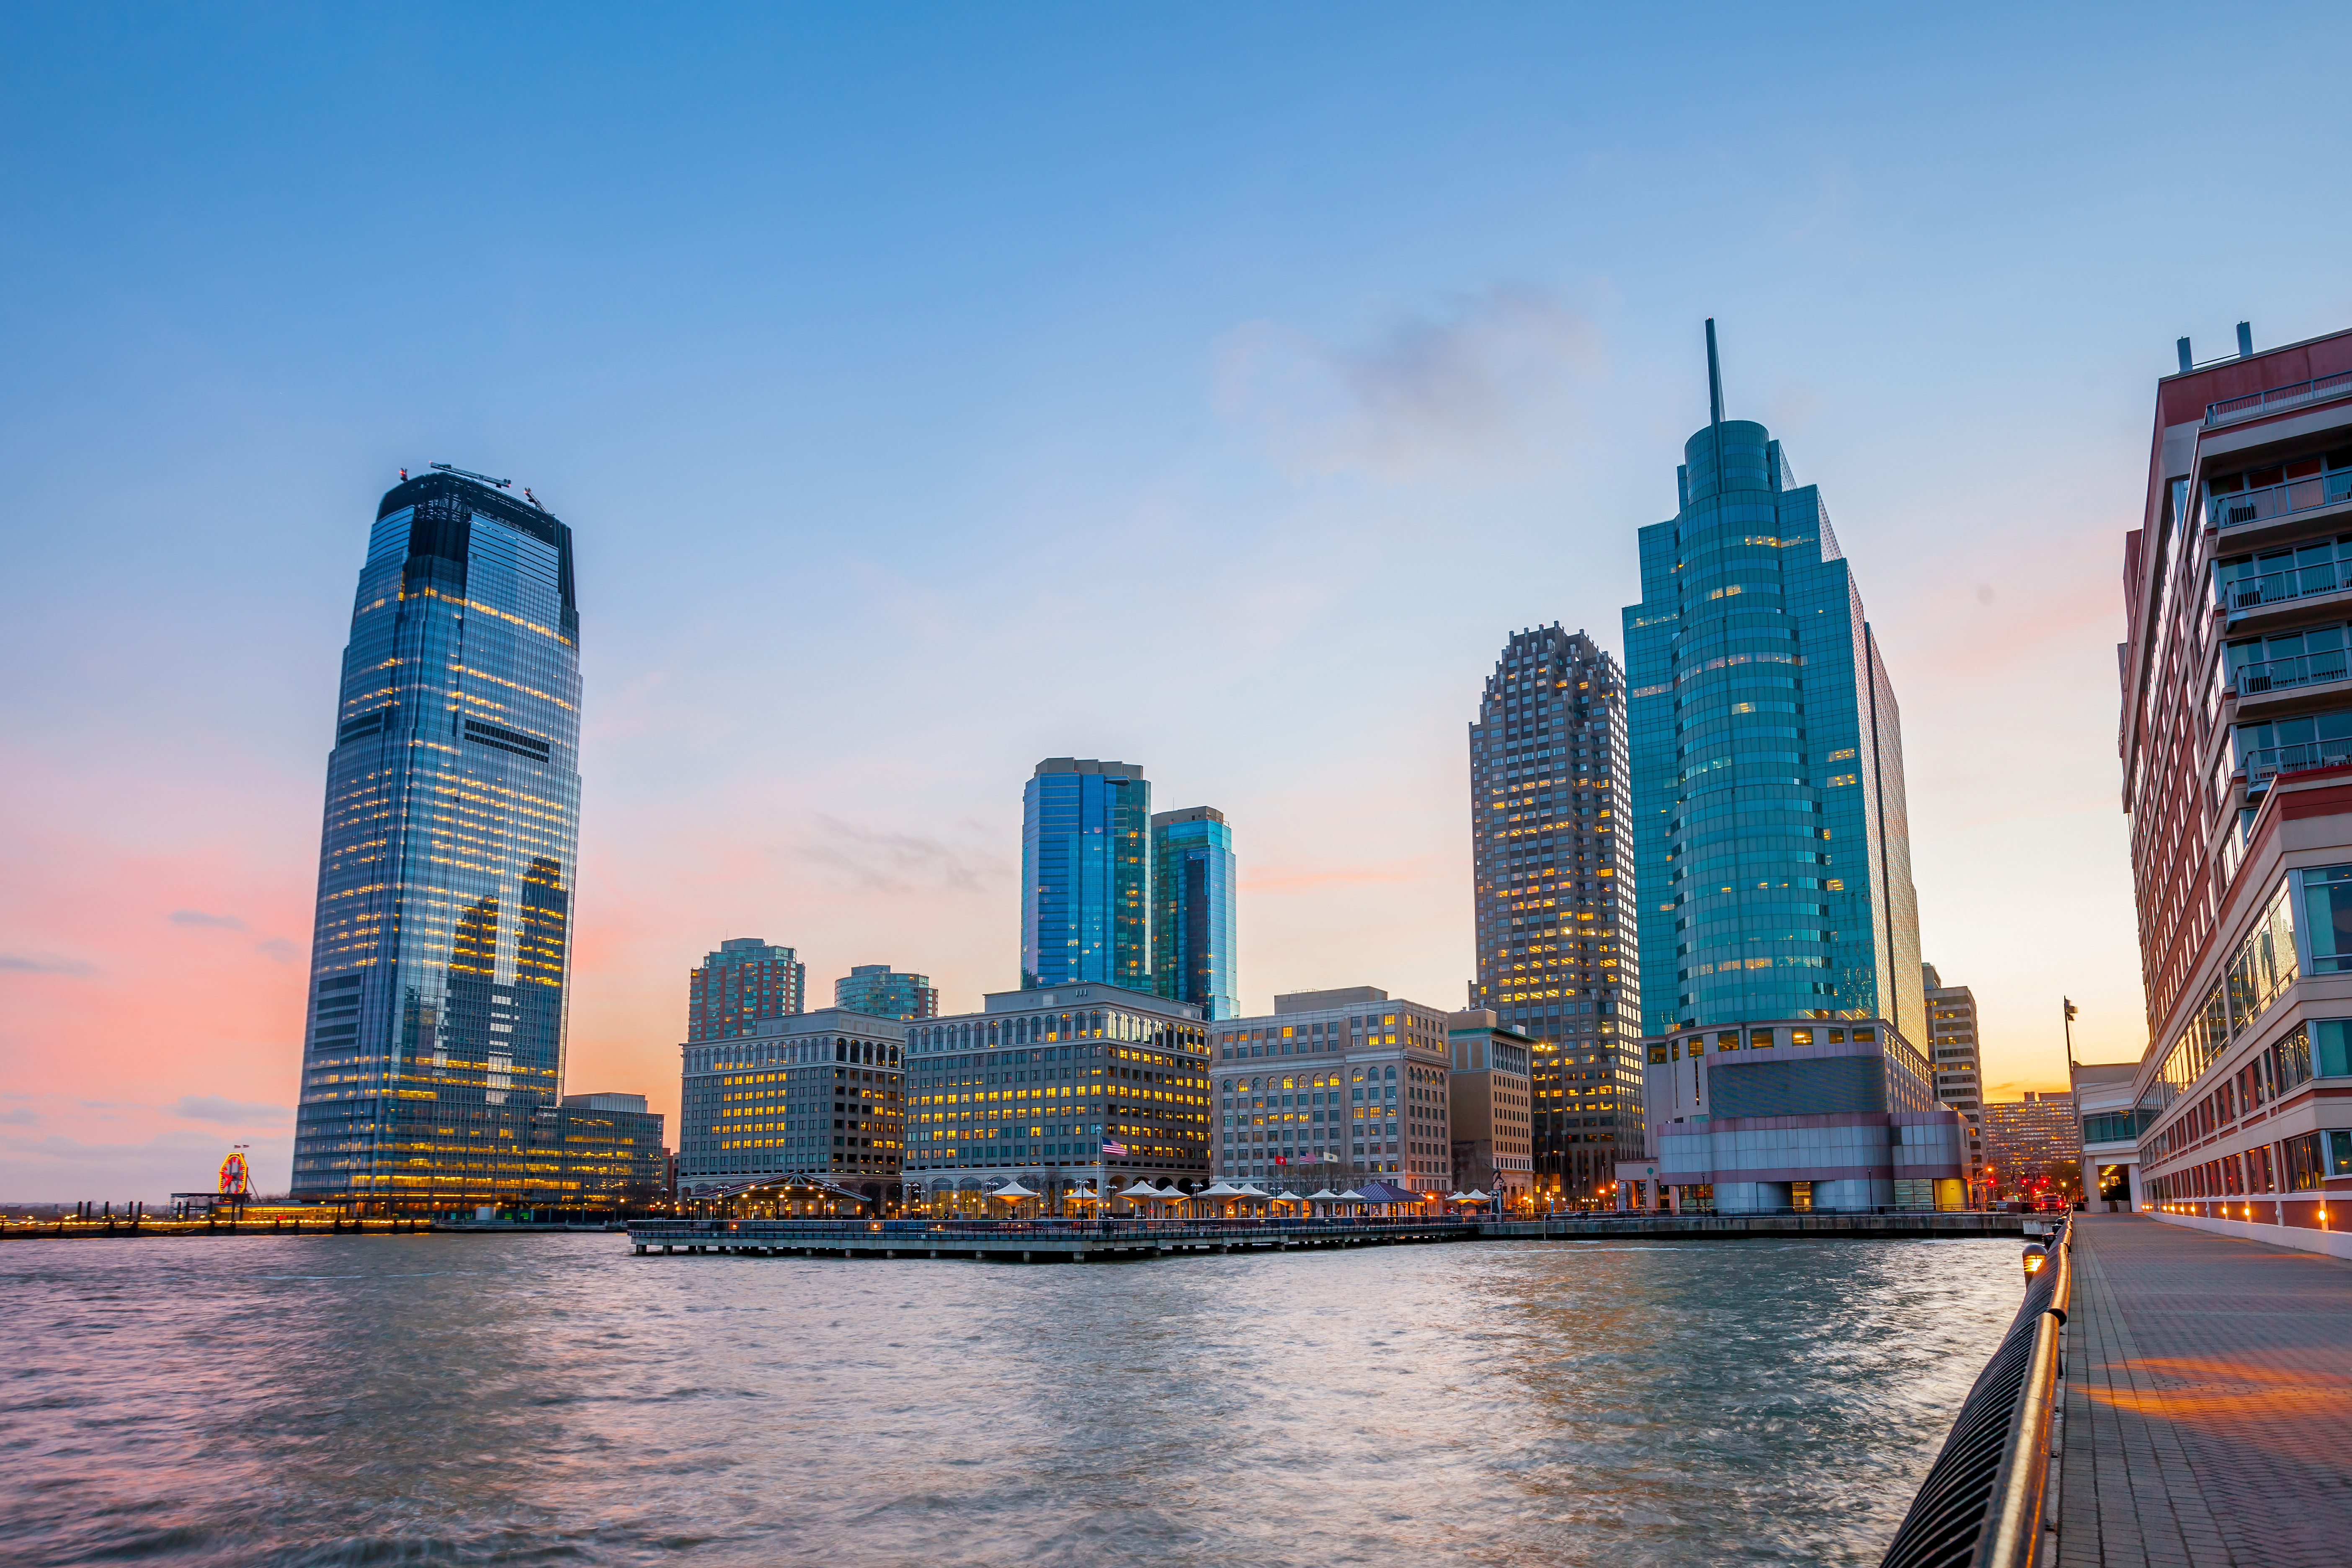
1705 318 1725 427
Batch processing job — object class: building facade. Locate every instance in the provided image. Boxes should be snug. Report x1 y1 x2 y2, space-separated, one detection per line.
903 983 1209 1212
1021 758 1152 992
2120 322 2352 1255
554 1093 669 1207
688 938 806 1042
1922 962 1987 1196
1631 1018 1965 1212
1446 1011 1534 1205
2071 1062 2144 1211
1211 988 1454 1194
676 1010 908 1202
1615 325 1954 1212
289 469 586 1210
1978 1092 2082 1203
834 964 939 1021
1466 624 1645 1203
1152 806 1239 1019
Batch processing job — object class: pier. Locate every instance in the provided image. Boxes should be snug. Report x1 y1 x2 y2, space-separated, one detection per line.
624 1209 2036 1260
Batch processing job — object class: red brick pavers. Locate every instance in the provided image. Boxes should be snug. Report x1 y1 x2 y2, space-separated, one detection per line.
2055 1214 2352 1568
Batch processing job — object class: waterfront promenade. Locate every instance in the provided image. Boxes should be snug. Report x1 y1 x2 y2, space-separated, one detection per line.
2056 1214 2352 1568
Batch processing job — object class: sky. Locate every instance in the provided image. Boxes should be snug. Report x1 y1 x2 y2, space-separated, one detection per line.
5 5 2351 1202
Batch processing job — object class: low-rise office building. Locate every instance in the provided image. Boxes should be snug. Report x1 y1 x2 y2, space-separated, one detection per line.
1620 1018 1967 1212
1446 1011 1533 1204
2072 1061 2144 1210
555 1092 669 1208
676 1009 908 1207
904 983 1210 1213
1212 987 1453 1194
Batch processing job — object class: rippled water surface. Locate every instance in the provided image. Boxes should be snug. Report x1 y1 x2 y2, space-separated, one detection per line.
0 1232 2026 1566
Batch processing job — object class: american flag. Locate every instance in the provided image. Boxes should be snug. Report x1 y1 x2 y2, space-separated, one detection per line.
1102 1140 1127 1156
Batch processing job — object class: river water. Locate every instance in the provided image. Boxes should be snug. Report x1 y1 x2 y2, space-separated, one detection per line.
0 1232 2024 1567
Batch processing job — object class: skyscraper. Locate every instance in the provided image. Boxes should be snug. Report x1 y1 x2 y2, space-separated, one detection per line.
1152 806 1238 1019
1020 758 1151 991
1618 327 1962 1215
1467 626 1644 1204
290 468 584 1209
1623 324 1924 1044
689 938 806 1041
835 964 940 1020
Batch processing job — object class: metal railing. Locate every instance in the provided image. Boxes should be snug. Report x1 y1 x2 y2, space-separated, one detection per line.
2206 369 2352 426
2222 563 2343 611
2208 469 2352 531
2234 649 2351 695
2242 740 2352 785
1880 1217 2071 1568
628 1215 1478 1243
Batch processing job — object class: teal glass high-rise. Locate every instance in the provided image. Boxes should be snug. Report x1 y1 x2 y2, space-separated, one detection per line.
1621 325 1923 1043
1020 758 1151 991
1152 807 1238 1019
290 468 584 1209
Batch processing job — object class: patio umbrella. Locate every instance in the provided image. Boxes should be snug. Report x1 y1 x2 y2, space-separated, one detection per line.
1199 1181 1246 1197
1119 1180 1162 1197
993 1181 1039 1199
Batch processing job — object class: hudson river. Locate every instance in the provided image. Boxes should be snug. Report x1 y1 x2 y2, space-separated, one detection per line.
1 1233 2023 1566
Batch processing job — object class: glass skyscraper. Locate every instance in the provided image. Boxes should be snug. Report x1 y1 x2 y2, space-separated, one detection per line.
289 469 585 1209
1151 806 1238 1019
835 963 940 1020
1020 758 1152 991
1621 324 1923 1044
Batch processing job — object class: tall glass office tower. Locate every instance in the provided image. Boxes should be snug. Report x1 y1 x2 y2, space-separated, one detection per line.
1152 806 1238 1019
1622 325 1923 1044
1020 758 1151 991
289 469 584 1208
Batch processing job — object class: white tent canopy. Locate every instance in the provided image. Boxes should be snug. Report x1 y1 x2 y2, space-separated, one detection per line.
1119 1180 1165 1197
1307 1188 1341 1200
993 1182 1039 1199
1463 1189 1490 1201
1338 1188 1367 1199
1198 1181 1246 1197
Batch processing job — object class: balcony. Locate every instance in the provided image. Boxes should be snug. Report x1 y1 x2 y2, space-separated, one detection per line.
2208 468 2352 531
2221 561 2346 612
2234 648 2350 698
2242 739 2352 786
2205 368 2352 427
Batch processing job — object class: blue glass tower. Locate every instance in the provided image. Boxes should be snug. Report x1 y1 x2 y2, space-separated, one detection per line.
1152 806 1239 1019
1621 325 1923 1044
1020 758 1152 991
290 468 584 1208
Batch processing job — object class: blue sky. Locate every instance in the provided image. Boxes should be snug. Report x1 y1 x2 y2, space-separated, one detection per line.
5 4 2351 1199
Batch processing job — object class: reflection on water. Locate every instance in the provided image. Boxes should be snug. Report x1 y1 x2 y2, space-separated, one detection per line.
0 1233 2021 1566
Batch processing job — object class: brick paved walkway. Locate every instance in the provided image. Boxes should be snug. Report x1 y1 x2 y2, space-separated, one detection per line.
2056 1214 2352 1568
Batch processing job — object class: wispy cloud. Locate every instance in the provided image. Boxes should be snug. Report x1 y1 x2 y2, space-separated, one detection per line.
170 909 247 930
1214 283 1604 480
0 1107 38 1127
170 1094 291 1125
0 953 93 975
253 937 298 963
794 816 1010 897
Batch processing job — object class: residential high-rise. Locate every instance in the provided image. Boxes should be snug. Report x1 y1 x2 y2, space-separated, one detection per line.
2118 321 2352 1247
835 964 939 1021
688 939 805 1042
1152 807 1238 1020
1020 758 1151 992
1617 326 1961 1214
1467 625 1644 1204
1920 965 1982 1111
289 468 585 1210
1978 1093 2082 1203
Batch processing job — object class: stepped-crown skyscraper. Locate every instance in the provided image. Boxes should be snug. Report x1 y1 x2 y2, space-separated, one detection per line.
289 468 584 1207
1621 324 1923 1044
